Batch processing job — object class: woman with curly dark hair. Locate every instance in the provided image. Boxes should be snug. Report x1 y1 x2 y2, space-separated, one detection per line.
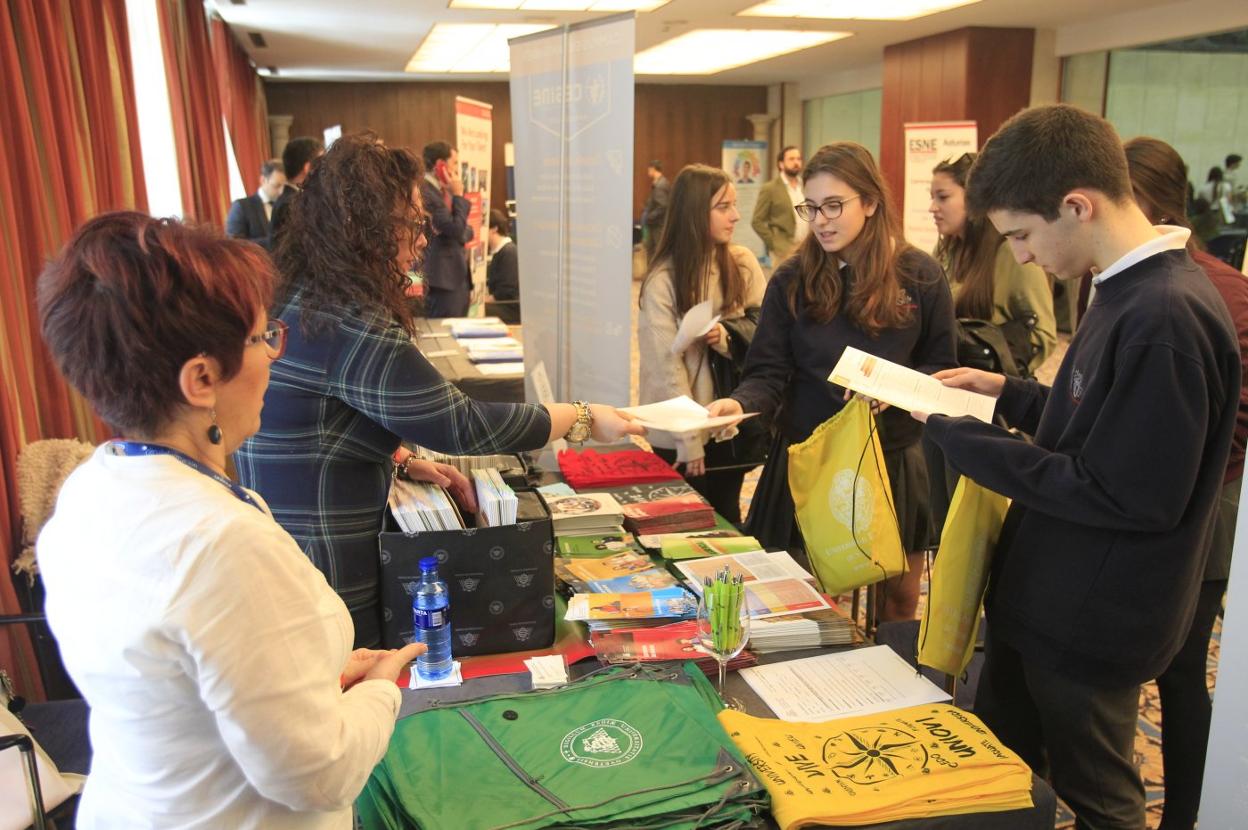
235 133 641 647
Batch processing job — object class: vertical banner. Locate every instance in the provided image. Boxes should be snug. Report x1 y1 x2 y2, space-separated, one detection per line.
722 139 767 259
509 14 634 406
455 97 493 306
902 121 977 253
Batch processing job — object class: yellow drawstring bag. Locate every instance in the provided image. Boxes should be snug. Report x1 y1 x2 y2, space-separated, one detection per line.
918 476 1009 676
788 397 906 595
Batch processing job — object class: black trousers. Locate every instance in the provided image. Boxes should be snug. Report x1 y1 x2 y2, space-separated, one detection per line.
976 627 1145 830
1155 577 1226 830
425 284 470 318
651 444 748 526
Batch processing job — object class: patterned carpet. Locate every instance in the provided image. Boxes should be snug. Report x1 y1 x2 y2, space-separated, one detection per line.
628 277 1219 825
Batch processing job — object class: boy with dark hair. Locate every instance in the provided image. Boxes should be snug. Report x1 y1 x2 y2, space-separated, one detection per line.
913 104 1241 829
269 136 324 247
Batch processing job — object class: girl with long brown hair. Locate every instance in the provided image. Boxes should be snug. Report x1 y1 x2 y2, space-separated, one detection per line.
708 142 956 621
930 152 1055 375
638 164 767 522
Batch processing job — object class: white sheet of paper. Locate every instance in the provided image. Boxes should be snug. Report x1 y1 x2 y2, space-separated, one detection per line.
670 299 721 355
422 349 459 358
829 346 996 423
477 362 525 375
739 645 952 722
620 395 754 433
439 317 502 327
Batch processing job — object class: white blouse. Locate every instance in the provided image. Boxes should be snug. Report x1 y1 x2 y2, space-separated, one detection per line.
37 446 401 829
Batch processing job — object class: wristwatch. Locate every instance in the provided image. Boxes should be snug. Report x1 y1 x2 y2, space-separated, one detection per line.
564 401 593 444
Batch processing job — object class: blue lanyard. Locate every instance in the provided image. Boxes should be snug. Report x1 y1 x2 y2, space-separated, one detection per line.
108 440 264 514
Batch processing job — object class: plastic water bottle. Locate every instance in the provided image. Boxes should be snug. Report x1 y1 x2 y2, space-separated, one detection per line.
413 556 453 681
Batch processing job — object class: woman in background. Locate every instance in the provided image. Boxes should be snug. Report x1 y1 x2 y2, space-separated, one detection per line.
930 152 1056 375
235 133 642 647
1125 136 1248 830
708 143 956 621
37 213 420 828
638 163 767 523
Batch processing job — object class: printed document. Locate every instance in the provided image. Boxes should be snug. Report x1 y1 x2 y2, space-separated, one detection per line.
829 346 996 423
620 395 754 433
670 299 720 355
740 645 951 721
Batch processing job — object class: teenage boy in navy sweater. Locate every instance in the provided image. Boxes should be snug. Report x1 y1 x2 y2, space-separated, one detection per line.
913 105 1241 829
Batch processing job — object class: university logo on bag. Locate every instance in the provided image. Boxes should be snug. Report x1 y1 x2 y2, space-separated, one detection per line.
510 622 534 642
458 575 482 592
828 469 874 538
512 568 536 588
822 726 928 784
561 719 643 768
457 629 481 647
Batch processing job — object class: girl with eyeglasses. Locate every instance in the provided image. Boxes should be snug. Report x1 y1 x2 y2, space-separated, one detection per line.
708 142 956 622
929 152 1056 376
638 164 768 523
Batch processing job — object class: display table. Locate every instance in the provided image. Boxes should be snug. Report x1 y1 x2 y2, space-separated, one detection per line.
397 648 1057 830
412 318 525 403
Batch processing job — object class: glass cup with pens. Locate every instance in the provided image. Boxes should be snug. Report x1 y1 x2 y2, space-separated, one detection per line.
695 567 751 709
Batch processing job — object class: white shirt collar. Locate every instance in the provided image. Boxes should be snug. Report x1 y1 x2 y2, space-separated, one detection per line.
424 172 441 189
491 236 513 254
1091 225 1190 286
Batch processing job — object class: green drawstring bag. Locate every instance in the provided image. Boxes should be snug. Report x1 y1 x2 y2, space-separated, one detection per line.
358 663 767 829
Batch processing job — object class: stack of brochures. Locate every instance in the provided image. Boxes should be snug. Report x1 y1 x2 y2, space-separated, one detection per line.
462 336 523 363
748 605 861 653
471 468 518 526
388 479 465 533
593 619 758 676
555 527 647 558
544 492 625 537
659 534 763 560
676 551 832 620
621 493 716 534
565 587 699 631
414 449 526 480
555 551 681 594
446 318 510 339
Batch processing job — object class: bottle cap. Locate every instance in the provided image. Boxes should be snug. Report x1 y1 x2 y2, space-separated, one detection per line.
419 556 439 571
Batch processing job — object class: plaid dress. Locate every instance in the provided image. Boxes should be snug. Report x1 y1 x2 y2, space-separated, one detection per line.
235 293 550 646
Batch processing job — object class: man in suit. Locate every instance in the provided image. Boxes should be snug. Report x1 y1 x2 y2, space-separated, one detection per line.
486 209 520 324
641 160 670 264
419 140 473 318
751 145 805 266
226 159 285 248
268 136 324 249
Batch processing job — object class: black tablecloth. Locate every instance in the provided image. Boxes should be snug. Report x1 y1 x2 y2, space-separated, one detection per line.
412 318 525 403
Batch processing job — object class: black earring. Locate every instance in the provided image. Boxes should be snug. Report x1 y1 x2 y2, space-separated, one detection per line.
207 409 223 445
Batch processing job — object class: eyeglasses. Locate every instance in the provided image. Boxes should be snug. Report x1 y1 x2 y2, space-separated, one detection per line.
795 195 861 222
246 319 288 360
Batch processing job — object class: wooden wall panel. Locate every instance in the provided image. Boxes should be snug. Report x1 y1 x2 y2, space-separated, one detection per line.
880 27 1032 205
263 81 767 223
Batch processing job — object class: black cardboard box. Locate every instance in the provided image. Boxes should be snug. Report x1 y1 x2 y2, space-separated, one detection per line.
378 490 555 655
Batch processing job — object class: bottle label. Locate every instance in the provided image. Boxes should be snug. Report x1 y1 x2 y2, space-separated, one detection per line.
414 606 449 630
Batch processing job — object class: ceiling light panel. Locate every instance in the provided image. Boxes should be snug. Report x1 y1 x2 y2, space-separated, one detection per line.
634 29 850 75
737 0 981 21
405 23 553 73
448 1 670 11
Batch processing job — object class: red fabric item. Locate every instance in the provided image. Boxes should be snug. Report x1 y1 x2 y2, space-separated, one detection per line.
210 15 269 193
557 448 682 490
1192 249 1248 483
1 0 145 701
158 0 230 225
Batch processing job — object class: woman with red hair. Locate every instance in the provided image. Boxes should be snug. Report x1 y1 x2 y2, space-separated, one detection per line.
36 212 421 828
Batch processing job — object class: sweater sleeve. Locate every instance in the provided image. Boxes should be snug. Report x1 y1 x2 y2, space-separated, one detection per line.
731 273 795 420
911 255 959 376
330 312 551 455
925 343 1213 531
176 515 401 812
638 268 695 402
996 245 1057 371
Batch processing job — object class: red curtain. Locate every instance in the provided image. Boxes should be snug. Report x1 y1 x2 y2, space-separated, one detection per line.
158 0 229 225
211 14 271 189
0 0 147 700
